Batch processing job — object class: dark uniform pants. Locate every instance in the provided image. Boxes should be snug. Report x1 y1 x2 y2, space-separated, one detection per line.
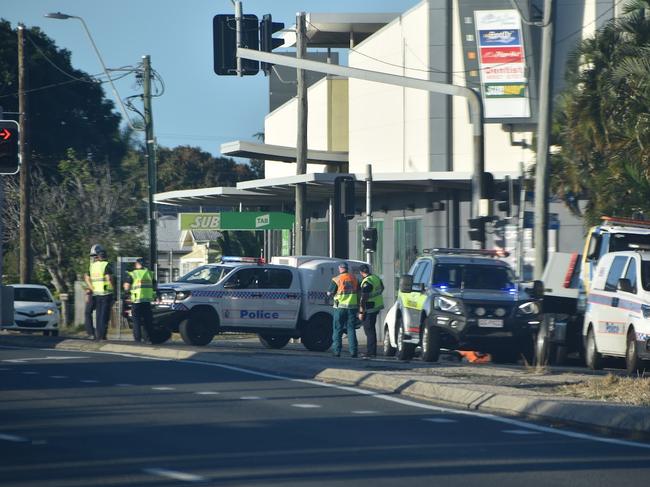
84 293 96 338
132 302 153 342
362 312 378 356
95 294 114 340
332 308 358 356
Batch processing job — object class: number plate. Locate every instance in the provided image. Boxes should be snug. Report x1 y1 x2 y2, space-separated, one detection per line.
478 319 503 328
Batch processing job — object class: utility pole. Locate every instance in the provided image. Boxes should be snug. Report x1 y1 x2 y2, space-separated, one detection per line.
294 12 307 255
534 0 555 280
18 24 31 284
142 55 157 277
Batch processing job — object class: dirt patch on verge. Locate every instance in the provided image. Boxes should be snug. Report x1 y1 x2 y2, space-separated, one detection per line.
556 374 650 406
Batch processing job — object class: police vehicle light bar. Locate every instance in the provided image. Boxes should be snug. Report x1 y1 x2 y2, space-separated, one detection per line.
221 256 265 264
423 248 510 258
601 216 650 229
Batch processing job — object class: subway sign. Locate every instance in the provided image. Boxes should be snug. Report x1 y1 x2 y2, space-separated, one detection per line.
180 212 294 231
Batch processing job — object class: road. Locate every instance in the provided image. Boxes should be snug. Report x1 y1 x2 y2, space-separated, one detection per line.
1 345 649 487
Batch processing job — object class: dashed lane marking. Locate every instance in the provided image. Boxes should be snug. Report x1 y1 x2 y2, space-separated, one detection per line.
240 396 263 400
115 383 133 387
423 418 459 424
50 376 68 379
503 429 543 435
152 387 175 391
195 391 220 395
0 433 29 442
80 379 99 384
3 356 87 363
352 410 378 414
143 468 205 483
21 371 37 375
291 403 322 409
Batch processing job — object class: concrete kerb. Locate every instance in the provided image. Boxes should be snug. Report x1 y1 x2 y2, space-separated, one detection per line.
2 336 649 440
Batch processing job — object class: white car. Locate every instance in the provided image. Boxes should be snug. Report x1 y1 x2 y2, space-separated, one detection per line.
583 249 650 373
2 284 60 336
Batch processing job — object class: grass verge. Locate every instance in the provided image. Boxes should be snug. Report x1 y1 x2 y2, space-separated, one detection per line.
557 373 650 406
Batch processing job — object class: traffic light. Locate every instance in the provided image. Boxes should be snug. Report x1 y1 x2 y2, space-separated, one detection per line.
495 176 512 216
468 217 486 244
213 14 259 75
260 14 284 75
0 120 19 175
362 227 378 252
335 176 355 220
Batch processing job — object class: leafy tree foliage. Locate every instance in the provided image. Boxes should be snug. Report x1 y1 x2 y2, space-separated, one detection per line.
551 1 650 224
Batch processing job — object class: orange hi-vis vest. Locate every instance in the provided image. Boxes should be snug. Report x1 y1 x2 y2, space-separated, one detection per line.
332 272 359 309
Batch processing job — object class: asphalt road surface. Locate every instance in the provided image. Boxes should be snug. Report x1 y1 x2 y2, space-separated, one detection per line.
1 345 649 487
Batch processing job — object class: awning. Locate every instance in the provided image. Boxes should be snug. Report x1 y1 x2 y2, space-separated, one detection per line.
220 140 347 166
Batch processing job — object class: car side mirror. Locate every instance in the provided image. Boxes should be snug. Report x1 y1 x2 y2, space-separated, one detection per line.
399 274 414 294
528 280 545 299
618 278 633 293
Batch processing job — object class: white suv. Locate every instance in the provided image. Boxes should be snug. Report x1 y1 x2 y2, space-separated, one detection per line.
583 249 650 373
2 285 60 336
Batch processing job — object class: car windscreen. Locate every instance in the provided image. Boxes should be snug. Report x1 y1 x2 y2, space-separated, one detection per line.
13 288 52 302
609 233 650 252
433 264 516 291
177 265 230 284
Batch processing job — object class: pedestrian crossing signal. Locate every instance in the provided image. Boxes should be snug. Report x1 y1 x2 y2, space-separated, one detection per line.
0 120 19 175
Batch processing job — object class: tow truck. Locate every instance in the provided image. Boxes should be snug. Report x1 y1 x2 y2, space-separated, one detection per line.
153 256 368 351
536 216 650 364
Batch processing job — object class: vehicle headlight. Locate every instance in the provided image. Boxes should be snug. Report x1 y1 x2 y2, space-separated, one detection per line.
175 291 192 301
434 296 462 314
518 301 540 315
47 309 55 315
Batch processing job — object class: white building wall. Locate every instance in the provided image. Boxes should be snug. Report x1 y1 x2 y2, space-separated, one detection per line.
348 1 442 174
264 77 332 178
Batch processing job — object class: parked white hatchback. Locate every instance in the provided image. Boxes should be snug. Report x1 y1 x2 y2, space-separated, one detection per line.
583 249 650 373
1 284 60 336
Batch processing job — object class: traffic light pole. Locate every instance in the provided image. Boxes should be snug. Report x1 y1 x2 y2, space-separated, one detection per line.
234 1 243 77
365 164 373 266
143 55 158 277
236 47 487 222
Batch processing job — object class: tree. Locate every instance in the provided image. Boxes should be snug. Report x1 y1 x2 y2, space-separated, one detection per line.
551 1 650 223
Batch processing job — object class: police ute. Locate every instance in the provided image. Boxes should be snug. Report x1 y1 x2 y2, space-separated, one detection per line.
154 256 368 351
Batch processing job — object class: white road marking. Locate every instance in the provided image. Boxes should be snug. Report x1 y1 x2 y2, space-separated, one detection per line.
34 346 650 451
179 359 650 451
80 380 99 384
423 417 459 424
292 403 321 409
152 386 175 391
115 383 133 387
0 433 29 442
240 396 262 400
21 371 37 375
3 356 86 363
352 410 378 414
50 376 68 379
143 468 205 483
503 429 542 435
195 391 220 395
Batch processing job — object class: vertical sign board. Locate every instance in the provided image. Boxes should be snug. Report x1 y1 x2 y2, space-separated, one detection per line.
458 0 537 124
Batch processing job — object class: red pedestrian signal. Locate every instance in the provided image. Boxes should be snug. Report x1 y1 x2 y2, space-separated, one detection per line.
0 120 20 175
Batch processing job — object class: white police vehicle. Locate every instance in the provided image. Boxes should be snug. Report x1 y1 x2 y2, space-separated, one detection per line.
154 256 368 351
583 248 650 374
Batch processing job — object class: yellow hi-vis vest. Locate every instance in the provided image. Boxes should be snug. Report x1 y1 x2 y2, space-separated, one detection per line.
332 272 359 309
90 261 113 295
128 268 154 303
361 274 384 313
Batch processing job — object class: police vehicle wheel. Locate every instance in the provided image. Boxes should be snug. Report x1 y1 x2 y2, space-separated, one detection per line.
145 325 172 345
302 315 333 352
625 328 642 375
396 317 415 361
383 326 396 357
259 334 290 349
179 309 216 346
585 327 603 370
421 325 440 363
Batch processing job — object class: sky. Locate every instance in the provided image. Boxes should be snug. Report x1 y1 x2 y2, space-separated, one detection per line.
3 0 417 157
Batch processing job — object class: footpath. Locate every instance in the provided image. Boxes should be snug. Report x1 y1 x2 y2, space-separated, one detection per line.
1 334 649 441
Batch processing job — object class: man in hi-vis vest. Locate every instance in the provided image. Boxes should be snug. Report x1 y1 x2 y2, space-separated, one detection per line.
327 262 359 358
84 246 114 341
123 257 155 342
358 263 384 358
